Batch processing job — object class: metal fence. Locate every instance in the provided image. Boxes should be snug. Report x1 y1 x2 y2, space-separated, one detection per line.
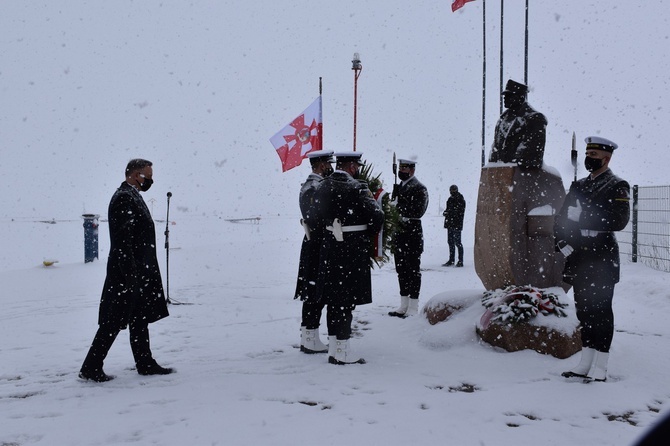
618 185 670 272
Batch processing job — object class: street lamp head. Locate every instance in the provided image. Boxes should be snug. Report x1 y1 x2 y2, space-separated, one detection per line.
352 52 362 70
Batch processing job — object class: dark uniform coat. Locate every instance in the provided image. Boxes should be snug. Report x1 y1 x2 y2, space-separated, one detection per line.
98 182 169 330
554 169 630 285
443 191 466 230
313 171 384 306
393 175 429 298
489 102 547 169
294 172 324 301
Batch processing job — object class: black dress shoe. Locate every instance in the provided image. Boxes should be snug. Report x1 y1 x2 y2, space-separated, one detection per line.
455 261 463 267
388 310 408 318
442 261 454 267
137 364 175 376
561 371 587 379
79 369 115 382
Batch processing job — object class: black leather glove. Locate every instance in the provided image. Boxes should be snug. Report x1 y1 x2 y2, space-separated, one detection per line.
392 184 399 201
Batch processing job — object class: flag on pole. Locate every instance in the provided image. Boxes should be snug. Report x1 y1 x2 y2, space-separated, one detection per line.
451 0 475 13
270 97 323 172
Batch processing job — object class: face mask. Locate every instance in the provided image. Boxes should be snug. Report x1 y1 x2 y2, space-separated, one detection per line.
139 174 153 191
398 171 410 181
584 156 602 173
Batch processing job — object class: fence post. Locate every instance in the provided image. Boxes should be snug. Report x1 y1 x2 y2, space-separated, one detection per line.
632 185 638 263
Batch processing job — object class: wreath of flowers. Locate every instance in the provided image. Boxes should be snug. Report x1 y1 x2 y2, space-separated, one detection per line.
481 285 568 324
357 163 400 268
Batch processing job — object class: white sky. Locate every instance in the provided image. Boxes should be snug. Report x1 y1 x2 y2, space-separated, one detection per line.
1 1 668 222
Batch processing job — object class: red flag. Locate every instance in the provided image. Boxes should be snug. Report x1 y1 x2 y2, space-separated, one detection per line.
270 97 323 172
451 0 475 13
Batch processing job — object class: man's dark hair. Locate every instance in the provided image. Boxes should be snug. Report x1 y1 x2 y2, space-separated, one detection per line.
125 159 153 177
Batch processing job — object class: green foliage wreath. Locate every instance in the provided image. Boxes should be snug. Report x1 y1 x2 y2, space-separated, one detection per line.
357 163 400 267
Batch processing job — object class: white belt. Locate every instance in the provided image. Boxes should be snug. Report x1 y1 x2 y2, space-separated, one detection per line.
341 224 368 232
581 229 605 237
326 218 368 242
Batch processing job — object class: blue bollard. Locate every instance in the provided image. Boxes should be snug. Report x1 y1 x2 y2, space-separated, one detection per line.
82 214 100 263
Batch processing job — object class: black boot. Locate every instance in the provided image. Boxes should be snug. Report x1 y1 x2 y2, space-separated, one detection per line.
442 259 455 267
137 361 175 376
79 326 119 383
79 368 115 382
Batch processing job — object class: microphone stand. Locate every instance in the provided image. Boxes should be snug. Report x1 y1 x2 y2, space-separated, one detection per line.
164 192 191 305
165 192 173 304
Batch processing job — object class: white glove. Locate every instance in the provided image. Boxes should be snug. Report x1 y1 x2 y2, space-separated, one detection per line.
567 199 582 222
559 242 574 257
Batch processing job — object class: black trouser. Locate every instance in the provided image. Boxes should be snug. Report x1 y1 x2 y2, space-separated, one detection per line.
572 275 616 352
301 299 326 330
394 226 423 299
327 304 356 340
447 228 463 262
81 317 156 372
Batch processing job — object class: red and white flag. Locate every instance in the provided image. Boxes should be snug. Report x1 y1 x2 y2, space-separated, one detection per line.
451 0 475 13
270 97 323 172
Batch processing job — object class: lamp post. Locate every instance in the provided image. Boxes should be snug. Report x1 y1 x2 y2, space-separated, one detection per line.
352 52 362 151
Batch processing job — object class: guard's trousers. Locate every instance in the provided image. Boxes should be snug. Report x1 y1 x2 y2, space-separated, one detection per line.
572 274 616 352
394 225 424 299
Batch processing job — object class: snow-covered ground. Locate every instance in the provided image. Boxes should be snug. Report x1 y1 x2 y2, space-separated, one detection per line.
3 1 670 444
1 216 668 446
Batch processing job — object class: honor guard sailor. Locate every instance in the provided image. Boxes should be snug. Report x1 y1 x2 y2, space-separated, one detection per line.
388 159 429 318
294 150 334 354
313 151 384 364
554 136 630 382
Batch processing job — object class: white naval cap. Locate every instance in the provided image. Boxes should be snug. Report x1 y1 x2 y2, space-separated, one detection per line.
306 150 335 162
335 151 365 165
585 136 618 153
398 158 417 167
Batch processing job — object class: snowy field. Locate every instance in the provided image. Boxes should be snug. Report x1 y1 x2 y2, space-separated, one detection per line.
1 215 669 446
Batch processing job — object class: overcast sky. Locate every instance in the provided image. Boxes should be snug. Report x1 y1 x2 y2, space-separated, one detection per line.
1 1 668 221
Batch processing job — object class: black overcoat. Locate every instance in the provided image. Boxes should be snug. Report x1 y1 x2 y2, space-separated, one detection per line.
554 169 630 285
443 191 466 230
98 182 169 329
294 172 324 301
314 171 384 306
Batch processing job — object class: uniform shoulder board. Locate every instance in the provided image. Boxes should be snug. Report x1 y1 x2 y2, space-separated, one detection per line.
615 185 630 202
612 177 630 202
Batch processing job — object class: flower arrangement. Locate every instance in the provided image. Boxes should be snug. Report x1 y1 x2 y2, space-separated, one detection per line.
357 163 399 267
481 285 568 324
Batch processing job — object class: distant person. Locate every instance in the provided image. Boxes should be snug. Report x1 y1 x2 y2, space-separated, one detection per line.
388 159 429 318
554 137 630 382
314 152 384 364
79 159 173 382
442 184 466 267
489 79 547 169
294 150 334 354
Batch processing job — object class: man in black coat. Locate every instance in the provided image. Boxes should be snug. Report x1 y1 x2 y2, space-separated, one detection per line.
313 152 384 364
388 159 429 318
79 159 173 382
442 184 466 267
294 150 334 354
489 79 547 169
554 137 630 382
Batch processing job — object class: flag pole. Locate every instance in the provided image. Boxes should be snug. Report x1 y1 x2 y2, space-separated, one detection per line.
481 0 487 168
319 77 323 150
524 0 529 84
499 0 504 115
352 53 362 152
